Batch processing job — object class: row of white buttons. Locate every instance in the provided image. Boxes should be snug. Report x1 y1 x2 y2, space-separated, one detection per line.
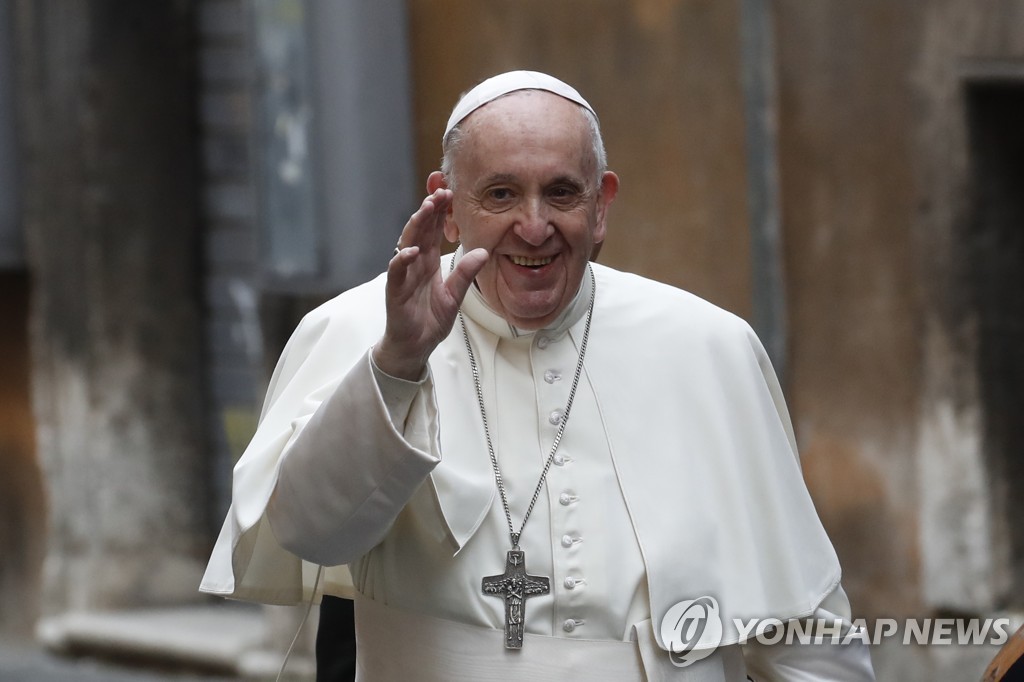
539 341 583 633
558 481 583 625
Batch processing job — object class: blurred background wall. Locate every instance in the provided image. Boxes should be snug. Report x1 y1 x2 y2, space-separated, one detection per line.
0 0 1020 677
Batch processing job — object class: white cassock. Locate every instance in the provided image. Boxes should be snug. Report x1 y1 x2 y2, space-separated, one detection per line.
201 251 875 681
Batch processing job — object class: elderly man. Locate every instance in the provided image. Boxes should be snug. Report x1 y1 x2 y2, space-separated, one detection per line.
201 71 875 680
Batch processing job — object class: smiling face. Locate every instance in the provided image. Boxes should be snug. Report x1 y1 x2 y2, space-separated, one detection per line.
432 91 618 330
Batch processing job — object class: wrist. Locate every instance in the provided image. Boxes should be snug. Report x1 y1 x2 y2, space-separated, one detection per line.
371 340 429 382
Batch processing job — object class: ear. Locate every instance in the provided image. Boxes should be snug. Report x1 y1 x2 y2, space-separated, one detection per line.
592 171 619 245
427 171 461 243
426 170 448 193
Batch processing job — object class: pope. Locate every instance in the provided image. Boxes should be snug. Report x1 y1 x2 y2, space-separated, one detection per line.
201 70 876 681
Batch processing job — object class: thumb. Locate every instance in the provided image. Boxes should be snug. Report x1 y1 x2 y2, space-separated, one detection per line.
445 248 489 305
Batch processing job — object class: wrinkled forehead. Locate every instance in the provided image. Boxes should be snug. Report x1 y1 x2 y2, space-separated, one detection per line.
461 89 587 133
444 70 597 140
456 92 595 169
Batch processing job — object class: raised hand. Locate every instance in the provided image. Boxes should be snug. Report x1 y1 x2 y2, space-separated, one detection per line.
371 188 488 380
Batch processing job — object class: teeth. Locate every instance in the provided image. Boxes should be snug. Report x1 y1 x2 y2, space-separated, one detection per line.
510 255 553 267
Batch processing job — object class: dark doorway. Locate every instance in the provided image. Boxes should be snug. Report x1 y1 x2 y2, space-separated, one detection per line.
0 270 46 636
965 81 1024 608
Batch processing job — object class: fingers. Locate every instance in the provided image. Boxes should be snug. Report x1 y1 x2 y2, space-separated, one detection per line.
445 247 489 306
387 188 452 299
398 189 452 253
385 245 421 292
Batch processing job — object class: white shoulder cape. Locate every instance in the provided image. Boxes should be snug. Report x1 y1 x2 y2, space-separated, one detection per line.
200 260 841 650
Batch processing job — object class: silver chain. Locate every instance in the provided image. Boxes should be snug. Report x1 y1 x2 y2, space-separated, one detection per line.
458 267 596 550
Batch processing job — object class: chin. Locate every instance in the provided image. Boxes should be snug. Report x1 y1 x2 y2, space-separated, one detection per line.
506 301 564 328
492 282 570 328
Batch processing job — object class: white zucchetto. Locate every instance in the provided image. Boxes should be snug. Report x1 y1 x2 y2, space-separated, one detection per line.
443 70 597 140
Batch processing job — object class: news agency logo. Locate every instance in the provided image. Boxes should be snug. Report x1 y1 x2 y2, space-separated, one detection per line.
660 596 724 667
659 594 1016 666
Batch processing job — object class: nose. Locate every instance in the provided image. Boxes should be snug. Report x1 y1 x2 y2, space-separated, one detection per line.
513 198 554 246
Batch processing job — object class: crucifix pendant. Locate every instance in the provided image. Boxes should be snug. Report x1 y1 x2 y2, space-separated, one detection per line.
481 549 551 649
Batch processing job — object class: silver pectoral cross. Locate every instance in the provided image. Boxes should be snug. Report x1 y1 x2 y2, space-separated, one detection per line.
481 549 551 649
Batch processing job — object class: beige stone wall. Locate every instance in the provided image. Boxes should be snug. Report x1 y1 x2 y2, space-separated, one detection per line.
773 1 927 617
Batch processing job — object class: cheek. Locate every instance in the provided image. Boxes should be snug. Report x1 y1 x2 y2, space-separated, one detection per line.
565 214 600 246
463 217 509 250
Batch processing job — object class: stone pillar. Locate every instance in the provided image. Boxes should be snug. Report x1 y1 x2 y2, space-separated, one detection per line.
14 1 208 613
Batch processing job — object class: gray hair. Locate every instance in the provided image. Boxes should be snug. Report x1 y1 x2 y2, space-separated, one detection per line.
440 98 607 192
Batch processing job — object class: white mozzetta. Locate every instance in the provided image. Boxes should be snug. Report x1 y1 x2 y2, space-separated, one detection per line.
201 252 852 669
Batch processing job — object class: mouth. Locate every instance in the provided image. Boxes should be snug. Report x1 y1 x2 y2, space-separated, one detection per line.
508 254 555 268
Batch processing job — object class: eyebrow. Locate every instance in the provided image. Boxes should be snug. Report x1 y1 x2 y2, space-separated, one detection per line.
548 175 586 189
477 173 518 187
477 173 587 189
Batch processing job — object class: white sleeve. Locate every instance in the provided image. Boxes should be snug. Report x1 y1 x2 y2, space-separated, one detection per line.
265 350 441 567
742 585 876 681
368 347 429 428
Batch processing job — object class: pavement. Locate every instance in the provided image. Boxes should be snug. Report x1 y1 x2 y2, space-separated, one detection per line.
0 640 236 681
0 603 315 681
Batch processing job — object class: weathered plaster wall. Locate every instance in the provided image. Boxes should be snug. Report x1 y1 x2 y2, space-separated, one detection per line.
775 0 1024 618
14 1 209 613
773 1 926 617
910 1 1024 614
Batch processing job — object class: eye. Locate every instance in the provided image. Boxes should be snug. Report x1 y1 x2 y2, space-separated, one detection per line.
479 186 517 212
547 184 584 206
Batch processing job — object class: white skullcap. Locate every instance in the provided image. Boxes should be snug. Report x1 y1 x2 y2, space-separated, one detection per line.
443 70 596 140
